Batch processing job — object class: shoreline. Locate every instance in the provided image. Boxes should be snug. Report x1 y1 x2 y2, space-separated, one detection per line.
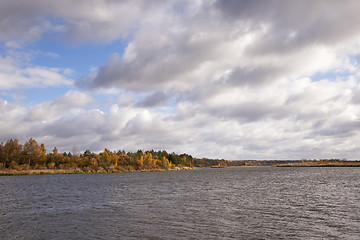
275 164 360 167
2 163 360 176
0 166 196 176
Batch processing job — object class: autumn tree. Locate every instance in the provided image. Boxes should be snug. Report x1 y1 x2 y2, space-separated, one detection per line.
22 138 45 167
0 143 4 168
40 144 46 165
99 148 119 170
137 155 144 167
1 139 22 168
162 156 170 168
144 152 154 167
49 147 63 168
117 151 130 166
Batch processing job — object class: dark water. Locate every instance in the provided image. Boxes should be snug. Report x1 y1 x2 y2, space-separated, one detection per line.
1 167 359 239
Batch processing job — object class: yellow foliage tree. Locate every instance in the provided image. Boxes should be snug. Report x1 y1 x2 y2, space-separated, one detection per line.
162 156 170 168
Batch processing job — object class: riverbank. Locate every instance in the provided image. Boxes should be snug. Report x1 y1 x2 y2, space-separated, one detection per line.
0 166 195 176
275 161 360 167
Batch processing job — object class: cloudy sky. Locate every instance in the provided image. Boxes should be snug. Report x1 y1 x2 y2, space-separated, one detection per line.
1 0 360 160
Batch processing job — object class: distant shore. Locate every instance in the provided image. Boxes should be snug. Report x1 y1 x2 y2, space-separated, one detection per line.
275 162 360 167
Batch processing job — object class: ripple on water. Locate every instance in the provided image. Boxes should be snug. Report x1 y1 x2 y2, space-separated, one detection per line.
0 167 359 239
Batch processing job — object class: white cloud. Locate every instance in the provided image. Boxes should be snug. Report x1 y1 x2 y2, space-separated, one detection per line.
0 54 73 90
26 90 92 122
0 98 28 140
2 1 360 159
5 41 23 49
78 0 360 94
0 0 169 44
2 76 360 159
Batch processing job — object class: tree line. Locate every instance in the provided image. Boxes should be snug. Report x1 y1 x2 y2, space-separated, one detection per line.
0 138 194 172
4 138 355 173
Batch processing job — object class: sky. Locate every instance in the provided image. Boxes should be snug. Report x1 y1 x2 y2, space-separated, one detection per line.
1 0 360 160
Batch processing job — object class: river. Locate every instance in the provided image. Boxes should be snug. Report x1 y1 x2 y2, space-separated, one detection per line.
1 167 359 239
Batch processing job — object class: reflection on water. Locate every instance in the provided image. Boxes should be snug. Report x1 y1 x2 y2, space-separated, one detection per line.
1 167 359 239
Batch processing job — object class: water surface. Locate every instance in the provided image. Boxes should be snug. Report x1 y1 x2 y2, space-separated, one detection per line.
1 167 359 239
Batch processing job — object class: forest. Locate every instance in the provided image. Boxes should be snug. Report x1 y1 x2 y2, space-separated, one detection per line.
0 138 195 174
